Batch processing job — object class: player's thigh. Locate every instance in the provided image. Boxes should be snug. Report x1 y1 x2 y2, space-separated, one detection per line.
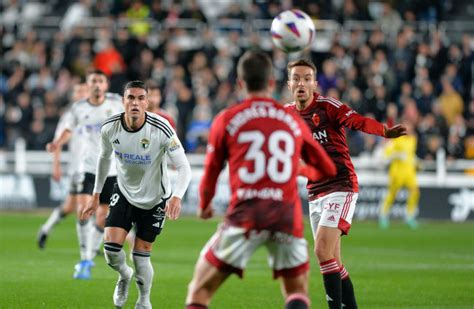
315 226 341 256
265 232 309 280
133 200 167 244
75 194 90 215
105 184 133 234
95 204 108 227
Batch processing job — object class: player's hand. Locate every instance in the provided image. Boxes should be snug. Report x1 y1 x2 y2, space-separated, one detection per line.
165 196 182 220
198 206 213 220
384 124 407 138
81 194 100 220
46 142 58 153
52 162 62 182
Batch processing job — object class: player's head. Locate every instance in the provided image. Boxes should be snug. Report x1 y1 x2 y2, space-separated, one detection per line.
287 59 318 104
123 80 149 120
236 50 274 94
71 83 89 102
86 69 109 99
146 81 162 112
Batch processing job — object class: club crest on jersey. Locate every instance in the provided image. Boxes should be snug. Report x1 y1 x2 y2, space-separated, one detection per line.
140 138 150 149
312 113 320 127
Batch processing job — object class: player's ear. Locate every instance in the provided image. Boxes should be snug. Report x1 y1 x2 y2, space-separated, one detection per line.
268 78 276 92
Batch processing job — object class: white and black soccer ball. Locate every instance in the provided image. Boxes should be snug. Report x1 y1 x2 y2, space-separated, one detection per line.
270 10 316 53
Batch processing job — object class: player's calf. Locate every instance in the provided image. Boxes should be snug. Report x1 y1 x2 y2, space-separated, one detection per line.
285 293 310 309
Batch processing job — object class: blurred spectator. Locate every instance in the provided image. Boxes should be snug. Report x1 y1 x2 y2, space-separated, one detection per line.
126 0 151 38
93 40 126 77
318 59 338 95
438 78 464 126
185 96 212 153
0 0 472 158
61 0 91 36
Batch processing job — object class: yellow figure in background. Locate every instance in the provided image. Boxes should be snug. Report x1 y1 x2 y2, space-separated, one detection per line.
379 121 420 229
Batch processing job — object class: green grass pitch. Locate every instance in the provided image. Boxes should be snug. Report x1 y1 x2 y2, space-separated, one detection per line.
0 212 473 308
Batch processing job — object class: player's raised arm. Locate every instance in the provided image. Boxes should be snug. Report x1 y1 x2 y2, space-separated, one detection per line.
328 99 406 138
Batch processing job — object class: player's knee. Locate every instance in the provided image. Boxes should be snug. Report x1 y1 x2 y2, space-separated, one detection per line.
314 243 332 262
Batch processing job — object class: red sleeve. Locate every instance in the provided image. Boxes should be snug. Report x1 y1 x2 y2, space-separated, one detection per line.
298 118 337 181
199 112 228 210
328 100 385 137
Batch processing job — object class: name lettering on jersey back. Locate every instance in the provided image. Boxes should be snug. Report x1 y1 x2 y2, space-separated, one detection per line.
237 187 283 201
313 130 328 144
226 103 301 137
114 151 151 165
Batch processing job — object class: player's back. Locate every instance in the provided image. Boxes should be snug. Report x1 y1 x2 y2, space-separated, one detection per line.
218 97 307 236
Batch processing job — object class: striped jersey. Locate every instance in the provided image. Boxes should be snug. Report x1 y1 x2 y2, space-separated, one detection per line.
285 93 385 199
63 93 123 175
94 112 190 209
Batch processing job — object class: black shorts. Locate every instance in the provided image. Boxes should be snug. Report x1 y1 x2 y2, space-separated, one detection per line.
79 173 116 204
68 173 84 195
105 184 167 243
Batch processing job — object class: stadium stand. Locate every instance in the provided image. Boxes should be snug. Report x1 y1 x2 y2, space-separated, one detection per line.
0 0 472 164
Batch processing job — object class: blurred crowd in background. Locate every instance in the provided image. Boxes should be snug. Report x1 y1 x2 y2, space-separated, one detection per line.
0 0 473 161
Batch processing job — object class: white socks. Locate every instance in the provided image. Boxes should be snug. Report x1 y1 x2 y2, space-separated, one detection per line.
133 251 153 305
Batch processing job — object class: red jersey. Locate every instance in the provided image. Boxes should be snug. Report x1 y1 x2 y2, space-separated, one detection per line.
285 93 385 200
199 97 336 237
153 109 176 129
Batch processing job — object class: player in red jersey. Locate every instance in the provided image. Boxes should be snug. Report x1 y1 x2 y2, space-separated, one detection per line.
285 59 406 309
185 51 337 309
146 82 176 129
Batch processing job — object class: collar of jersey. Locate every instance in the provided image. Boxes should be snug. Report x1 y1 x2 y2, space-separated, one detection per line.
121 112 147 133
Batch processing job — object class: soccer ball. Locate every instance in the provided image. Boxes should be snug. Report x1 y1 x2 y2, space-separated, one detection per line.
270 10 316 53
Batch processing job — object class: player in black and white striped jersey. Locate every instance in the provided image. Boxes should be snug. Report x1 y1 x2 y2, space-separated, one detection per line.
81 80 191 309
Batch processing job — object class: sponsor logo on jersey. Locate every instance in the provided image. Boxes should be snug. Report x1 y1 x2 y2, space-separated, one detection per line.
113 139 120 144
313 130 328 144
141 138 150 149
312 113 320 127
114 151 151 165
168 137 181 152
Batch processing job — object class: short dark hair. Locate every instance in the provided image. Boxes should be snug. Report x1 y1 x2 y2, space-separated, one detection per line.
237 50 273 92
86 69 108 80
124 80 148 94
287 59 317 77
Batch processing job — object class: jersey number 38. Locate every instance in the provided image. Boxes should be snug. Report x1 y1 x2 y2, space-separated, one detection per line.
237 130 295 184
